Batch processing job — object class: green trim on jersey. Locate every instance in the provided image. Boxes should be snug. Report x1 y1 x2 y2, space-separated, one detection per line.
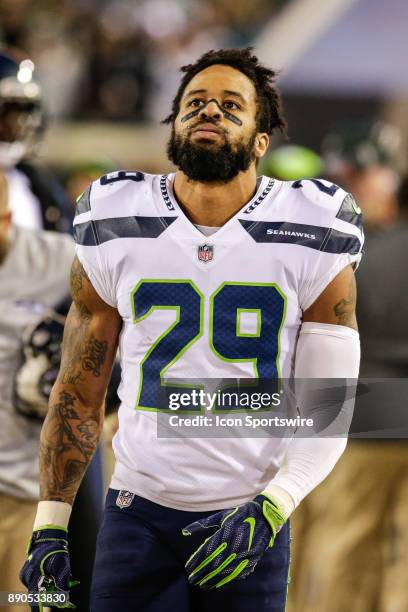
131 279 287 413
236 308 262 338
131 279 204 413
209 281 287 412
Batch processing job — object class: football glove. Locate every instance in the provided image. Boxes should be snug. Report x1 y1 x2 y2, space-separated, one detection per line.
182 494 286 589
19 526 78 610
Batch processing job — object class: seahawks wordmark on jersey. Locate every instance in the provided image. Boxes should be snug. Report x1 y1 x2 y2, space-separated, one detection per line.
73 172 363 511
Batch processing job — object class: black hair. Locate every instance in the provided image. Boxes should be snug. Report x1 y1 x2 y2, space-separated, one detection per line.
162 47 287 136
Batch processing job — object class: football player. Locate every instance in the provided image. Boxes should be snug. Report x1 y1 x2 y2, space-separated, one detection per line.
0 49 72 232
20 48 362 612
0 50 109 611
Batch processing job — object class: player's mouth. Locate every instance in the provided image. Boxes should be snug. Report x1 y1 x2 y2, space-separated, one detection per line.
192 124 222 139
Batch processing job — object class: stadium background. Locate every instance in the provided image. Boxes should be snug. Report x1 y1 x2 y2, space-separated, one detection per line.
1 0 408 610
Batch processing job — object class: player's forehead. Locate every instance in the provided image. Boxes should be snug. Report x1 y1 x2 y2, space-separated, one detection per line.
181 64 257 106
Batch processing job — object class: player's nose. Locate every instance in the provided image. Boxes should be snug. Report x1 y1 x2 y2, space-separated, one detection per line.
199 100 222 121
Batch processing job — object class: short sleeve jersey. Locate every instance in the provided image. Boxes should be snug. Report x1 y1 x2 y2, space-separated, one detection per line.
74 171 363 511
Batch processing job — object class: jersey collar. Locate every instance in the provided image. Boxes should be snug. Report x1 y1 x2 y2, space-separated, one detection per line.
160 173 276 240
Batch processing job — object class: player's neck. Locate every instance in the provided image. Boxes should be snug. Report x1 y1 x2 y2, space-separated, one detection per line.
173 167 258 227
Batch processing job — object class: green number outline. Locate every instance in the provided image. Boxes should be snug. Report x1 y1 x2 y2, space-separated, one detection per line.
209 282 287 412
131 280 287 413
131 279 204 412
236 308 262 338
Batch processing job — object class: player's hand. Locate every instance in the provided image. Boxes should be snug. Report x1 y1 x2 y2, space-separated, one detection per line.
19 527 78 609
182 494 286 589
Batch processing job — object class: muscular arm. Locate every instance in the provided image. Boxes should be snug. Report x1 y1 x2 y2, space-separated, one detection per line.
302 264 358 328
39 256 122 504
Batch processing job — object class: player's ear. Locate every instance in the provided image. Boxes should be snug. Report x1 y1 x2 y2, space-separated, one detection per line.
254 133 269 159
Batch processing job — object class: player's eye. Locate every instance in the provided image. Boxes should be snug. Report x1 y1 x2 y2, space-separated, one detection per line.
223 100 240 110
188 98 204 108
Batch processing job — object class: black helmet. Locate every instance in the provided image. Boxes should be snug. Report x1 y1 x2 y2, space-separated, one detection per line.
0 49 43 167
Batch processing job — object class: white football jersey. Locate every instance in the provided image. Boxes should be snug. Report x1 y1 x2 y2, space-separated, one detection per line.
73 171 363 511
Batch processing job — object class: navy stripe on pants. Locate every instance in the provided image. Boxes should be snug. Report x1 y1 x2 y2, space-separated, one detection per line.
91 489 290 612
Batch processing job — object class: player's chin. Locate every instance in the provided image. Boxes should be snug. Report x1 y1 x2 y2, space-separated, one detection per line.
195 140 222 149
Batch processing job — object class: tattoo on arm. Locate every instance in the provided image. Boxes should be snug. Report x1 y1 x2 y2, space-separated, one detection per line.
61 366 83 385
70 256 88 302
333 274 356 327
40 391 101 503
40 256 119 503
61 335 108 383
82 336 108 377
60 259 108 384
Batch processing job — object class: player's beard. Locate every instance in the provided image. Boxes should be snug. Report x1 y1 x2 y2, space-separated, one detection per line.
167 125 257 183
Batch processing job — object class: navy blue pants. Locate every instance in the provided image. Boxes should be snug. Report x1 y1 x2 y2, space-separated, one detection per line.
90 489 290 612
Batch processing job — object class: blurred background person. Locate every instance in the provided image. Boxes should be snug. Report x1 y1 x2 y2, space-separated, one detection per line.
0 48 72 232
0 46 111 611
323 120 405 376
323 120 401 230
0 167 121 611
0 170 74 610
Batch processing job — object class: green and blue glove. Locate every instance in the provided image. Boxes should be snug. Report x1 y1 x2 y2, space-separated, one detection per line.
19 526 78 610
182 494 286 589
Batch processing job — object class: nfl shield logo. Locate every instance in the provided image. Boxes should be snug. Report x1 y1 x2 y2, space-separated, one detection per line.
198 244 214 262
116 490 135 509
